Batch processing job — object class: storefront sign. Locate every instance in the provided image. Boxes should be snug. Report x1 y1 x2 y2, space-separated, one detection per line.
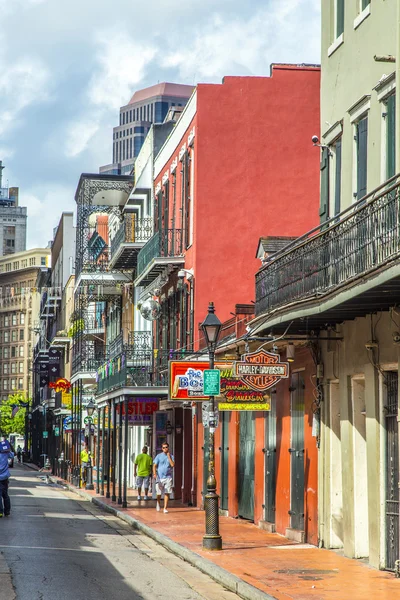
233 350 289 392
61 391 72 410
219 402 271 411
54 427 60 436
169 354 288 409
116 397 159 425
49 378 71 393
169 362 209 400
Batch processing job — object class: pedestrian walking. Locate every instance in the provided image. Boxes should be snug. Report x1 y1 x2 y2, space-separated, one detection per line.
134 446 152 501
153 442 174 514
16 446 22 464
0 437 14 517
80 443 90 485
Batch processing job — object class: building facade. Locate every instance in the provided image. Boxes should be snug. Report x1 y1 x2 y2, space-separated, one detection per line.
0 161 27 256
133 66 321 512
0 248 50 401
99 82 194 176
249 0 400 571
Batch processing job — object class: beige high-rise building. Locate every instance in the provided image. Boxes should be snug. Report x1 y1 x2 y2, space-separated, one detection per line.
0 248 51 401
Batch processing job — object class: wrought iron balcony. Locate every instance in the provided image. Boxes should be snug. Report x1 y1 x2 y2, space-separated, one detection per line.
109 215 153 269
255 175 400 326
135 229 184 286
72 342 108 374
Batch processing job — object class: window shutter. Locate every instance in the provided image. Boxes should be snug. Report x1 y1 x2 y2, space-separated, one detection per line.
334 139 342 215
387 94 396 179
337 0 345 37
319 147 330 223
357 117 368 200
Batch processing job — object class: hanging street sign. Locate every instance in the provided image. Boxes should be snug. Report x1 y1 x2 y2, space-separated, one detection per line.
43 431 48 438
54 427 60 437
233 349 289 392
169 362 209 400
203 369 220 396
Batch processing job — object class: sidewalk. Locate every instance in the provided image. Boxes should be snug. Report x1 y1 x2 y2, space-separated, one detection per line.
50 476 399 600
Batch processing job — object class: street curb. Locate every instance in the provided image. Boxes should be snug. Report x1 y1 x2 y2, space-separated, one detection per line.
22 463 40 471
51 477 277 600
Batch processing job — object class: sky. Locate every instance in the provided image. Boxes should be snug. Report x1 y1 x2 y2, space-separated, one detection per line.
0 0 321 249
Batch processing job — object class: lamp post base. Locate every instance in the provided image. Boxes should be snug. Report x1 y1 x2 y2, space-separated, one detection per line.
202 535 223 551
203 490 222 550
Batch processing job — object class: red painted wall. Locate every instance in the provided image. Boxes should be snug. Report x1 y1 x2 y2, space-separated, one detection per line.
194 66 320 326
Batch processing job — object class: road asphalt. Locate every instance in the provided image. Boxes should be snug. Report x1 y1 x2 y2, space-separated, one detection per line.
0 465 239 600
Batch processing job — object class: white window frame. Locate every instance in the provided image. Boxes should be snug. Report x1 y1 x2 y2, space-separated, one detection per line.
354 1 371 30
348 95 371 201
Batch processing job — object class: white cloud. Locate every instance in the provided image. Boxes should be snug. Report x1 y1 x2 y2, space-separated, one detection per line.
23 185 76 248
163 3 320 80
64 118 100 158
0 52 50 136
88 31 157 110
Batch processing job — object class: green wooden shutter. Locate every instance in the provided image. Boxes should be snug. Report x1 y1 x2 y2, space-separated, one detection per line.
337 0 345 37
387 94 396 179
334 139 342 215
357 116 368 200
319 147 330 223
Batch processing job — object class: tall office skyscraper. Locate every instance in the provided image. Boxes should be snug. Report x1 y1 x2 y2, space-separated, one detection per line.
0 162 27 256
100 82 194 175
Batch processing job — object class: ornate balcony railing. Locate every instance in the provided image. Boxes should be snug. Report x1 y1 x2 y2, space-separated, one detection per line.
256 175 400 316
110 215 153 260
72 343 108 374
136 229 183 278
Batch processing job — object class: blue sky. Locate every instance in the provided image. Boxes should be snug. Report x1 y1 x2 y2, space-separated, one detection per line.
0 0 320 248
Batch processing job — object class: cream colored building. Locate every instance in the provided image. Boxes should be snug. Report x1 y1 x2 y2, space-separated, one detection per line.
248 0 400 574
0 248 51 401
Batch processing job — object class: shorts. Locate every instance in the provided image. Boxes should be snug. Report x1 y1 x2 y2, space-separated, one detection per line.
136 476 150 490
156 477 173 495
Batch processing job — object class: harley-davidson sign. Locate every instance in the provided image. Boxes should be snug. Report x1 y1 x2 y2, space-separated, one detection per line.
233 349 289 392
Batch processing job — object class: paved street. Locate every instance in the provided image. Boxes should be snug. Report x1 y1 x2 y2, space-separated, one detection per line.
0 465 238 600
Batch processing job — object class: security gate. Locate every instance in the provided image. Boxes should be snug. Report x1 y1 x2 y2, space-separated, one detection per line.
289 373 305 531
220 412 229 511
385 371 399 571
264 392 276 523
238 411 255 520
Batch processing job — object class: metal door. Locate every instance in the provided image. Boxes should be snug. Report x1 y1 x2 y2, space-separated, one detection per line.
385 371 399 571
238 411 255 520
220 412 229 511
290 373 305 531
264 392 276 523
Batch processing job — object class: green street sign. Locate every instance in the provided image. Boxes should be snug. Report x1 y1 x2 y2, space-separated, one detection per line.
54 427 60 437
43 431 48 439
84 416 92 425
203 369 221 396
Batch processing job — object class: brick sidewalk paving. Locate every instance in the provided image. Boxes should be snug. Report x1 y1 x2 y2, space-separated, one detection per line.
53 479 400 600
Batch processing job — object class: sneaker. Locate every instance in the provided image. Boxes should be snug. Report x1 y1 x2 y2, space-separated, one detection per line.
156 502 160 512
163 509 168 514
137 496 141 501
143 496 149 500
4 513 10 517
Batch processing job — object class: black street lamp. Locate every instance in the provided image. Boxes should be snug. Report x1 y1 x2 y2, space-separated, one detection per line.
201 302 222 551
85 399 96 490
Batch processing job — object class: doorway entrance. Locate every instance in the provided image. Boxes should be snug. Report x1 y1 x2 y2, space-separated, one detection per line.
220 412 229 511
238 411 255 520
385 371 399 571
290 372 305 531
264 392 276 524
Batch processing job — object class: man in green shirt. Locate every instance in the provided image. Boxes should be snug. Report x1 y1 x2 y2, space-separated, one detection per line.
134 446 153 501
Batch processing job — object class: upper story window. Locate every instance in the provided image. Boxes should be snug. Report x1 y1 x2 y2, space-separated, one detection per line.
356 116 368 200
336 0 344 38
41 257 46 266
354 0 371 29
386 94 396 179
362 0 370 9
